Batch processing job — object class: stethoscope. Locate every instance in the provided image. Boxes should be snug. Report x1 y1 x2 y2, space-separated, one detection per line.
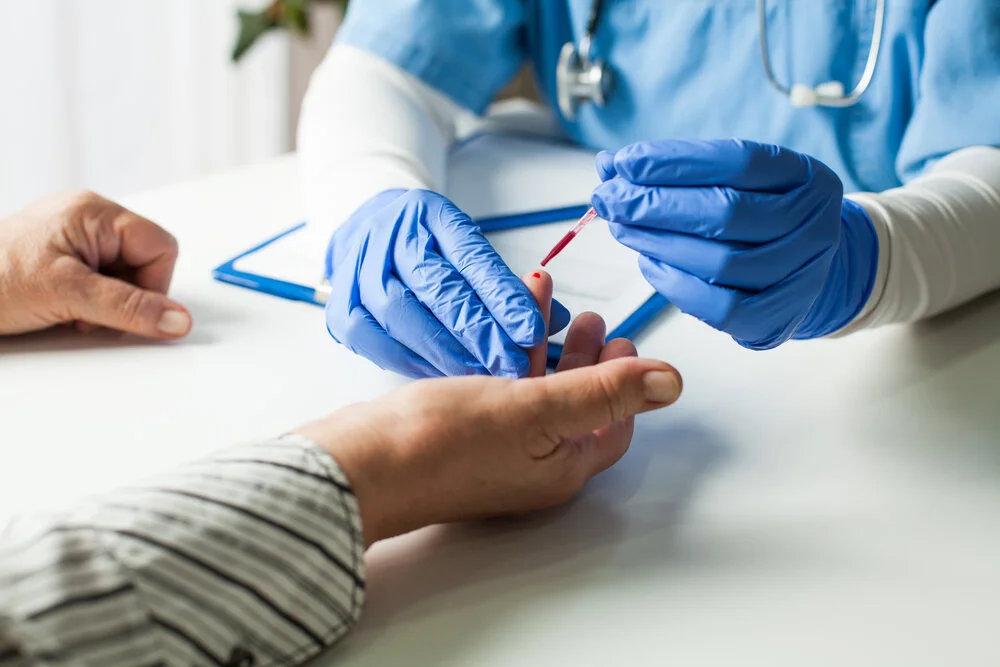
556 0 887 120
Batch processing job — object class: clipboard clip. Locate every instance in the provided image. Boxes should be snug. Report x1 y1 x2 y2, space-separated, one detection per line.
314 278 332 304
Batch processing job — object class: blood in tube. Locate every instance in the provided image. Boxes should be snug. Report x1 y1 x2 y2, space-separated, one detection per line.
540 207 599 267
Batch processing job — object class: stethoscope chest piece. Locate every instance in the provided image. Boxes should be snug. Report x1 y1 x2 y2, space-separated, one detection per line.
556 35 612 121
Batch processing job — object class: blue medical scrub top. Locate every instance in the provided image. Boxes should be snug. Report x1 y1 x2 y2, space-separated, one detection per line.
338 0 1000 194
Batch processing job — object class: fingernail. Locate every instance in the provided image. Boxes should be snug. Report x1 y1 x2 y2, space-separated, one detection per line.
157 309 191 336
642 370 681 403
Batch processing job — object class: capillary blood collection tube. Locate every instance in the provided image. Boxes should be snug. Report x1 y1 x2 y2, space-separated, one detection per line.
539 207 599 267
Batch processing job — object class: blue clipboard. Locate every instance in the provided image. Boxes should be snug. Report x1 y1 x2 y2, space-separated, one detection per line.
212 205 668 368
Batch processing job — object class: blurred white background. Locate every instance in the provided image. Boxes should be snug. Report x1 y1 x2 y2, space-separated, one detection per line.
0 0 340 217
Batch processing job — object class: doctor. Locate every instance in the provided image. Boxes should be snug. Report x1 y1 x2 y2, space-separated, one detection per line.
300 0 1000 379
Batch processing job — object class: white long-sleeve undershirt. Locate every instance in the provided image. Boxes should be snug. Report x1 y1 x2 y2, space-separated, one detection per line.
299 44 1000 332
843 146 1000 331
297 45 475 233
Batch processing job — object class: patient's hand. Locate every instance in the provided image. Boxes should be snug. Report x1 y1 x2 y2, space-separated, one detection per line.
0 191 191 338
296 271 682 547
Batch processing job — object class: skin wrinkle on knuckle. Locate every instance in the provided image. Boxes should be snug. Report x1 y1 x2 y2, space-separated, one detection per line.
53 217 98 269
594 368 627 423
89 214 124 267
536 421 564 457
117 286 148 326
517 382 563 458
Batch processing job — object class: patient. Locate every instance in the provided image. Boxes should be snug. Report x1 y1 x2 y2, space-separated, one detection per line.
0 192 682 667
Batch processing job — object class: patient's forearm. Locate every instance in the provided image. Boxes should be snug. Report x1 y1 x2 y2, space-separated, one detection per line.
0 436 365 667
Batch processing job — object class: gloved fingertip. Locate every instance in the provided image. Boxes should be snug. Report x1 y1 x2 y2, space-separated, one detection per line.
595 150 617 181
611 145 639 181
549 298 571 336
589 188 612 221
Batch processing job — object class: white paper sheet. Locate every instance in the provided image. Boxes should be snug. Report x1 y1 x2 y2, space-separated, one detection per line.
232 227 325 288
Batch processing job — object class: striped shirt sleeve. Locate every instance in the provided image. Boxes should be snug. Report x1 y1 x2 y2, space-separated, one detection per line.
0 434 366 667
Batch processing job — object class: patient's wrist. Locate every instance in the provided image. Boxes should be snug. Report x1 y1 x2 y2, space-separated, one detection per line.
294 406 417 549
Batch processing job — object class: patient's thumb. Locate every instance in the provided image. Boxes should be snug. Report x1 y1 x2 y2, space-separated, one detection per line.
527 356 682 437
71 272 191 339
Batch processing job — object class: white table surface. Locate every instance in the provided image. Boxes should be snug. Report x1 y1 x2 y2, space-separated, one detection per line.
2 156 1000 667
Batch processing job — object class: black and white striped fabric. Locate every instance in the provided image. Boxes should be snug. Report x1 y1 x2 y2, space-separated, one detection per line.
0 434 365 666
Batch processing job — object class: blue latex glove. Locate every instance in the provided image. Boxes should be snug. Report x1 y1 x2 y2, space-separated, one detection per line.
325 189 571 378
591 139 879 349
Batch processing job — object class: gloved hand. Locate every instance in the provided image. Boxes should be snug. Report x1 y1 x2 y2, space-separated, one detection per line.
325 189 571 378
591 139 879 349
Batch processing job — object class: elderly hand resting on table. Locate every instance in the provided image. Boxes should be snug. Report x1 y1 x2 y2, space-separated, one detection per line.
0 190 192 338
300 270 682 546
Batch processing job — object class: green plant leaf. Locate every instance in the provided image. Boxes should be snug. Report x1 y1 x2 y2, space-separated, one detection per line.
232 0 350 63
282 0 310 34
232 9 278 62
